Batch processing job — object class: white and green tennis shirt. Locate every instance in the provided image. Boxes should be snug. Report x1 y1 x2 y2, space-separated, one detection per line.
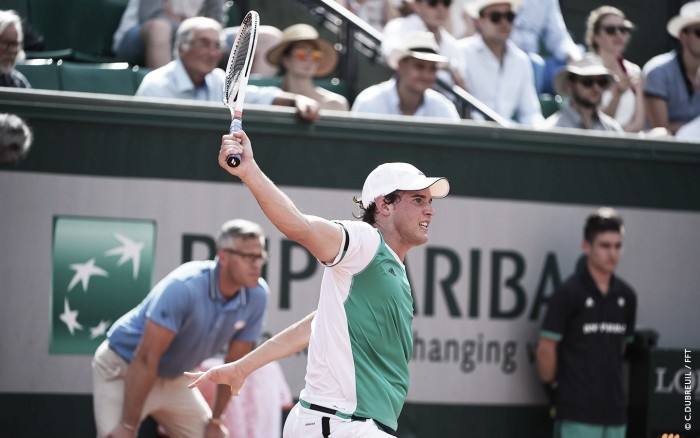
299 220 414 431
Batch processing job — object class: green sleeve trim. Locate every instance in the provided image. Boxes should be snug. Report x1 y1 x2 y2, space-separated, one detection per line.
540 330 562 341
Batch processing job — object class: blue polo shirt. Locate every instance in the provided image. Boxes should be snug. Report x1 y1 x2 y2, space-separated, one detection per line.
107 259 268 377
643 50 700 124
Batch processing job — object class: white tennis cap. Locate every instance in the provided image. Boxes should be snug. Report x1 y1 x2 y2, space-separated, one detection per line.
360 163 450 208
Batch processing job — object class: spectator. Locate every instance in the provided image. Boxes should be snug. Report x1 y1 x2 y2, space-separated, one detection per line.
544 54 622 132
352 31 461 120
585 6 645 133
195 357 293 438
643 1 700 135
446 0 477 39
382 0 466 88
222 25 283 76
536 207 637 438
510 0 583 95
0 10 30 88
459 0 544 126
336 0 402 32
266 24 349 111
136 17 321 122
112 0 228 68
0 113 32 166
92 218 270 438
677 65 700 140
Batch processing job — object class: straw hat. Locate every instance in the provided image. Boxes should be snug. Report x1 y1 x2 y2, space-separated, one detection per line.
386 31 449 70
265 24 339 77
667 1 700 39
553 53 617 97
465 0 522 19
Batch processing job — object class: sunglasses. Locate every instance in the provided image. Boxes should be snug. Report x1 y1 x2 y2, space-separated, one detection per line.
574 76 610 89
426 0 452 7
482 11 516 24
293 48 322 62
684 28 700 38
601 25 631 36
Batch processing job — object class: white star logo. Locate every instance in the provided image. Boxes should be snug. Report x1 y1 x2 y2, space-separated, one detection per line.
585 297 595 308
105 233 144 279
618 297 625 307
89 320 111 339
59 298 83 335
67 258 109 292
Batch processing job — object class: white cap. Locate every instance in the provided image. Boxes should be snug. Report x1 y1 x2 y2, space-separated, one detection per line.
360 162 450 208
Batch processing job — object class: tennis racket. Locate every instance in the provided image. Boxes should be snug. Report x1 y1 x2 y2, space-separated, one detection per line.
223 11 259 167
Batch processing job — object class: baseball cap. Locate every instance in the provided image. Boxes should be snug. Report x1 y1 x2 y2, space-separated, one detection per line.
360 162 450 208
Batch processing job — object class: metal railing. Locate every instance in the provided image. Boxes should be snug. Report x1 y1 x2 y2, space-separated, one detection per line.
290 0 510 126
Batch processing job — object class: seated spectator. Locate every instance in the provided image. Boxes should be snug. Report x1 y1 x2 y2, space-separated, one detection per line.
543 54 622 132
136 17 321 122
510 0 583 95
195 357 293 438
446 0 477 39
643 2 700 135
677 66 700 141
112 0 228 68
352 31 461 120
336 0 402 32
0 10 30 88
459 0 543 126
223 25 283 76
382 0 465 88
0 113 32 166
585 6 644 133
266 24 349 111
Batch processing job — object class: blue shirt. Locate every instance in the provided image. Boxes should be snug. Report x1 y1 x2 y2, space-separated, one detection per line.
643 50 700 125
107 259 268 377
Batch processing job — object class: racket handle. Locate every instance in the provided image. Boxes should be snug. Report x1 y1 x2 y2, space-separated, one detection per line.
226 118 243 167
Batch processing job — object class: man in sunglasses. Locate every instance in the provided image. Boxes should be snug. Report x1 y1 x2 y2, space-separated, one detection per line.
92 219 270 438
352 31 460 120
459 0 543 126
381 0 465 89
544 54 622 132
643 1 700 136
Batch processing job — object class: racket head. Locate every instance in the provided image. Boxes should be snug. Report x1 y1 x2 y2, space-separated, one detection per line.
223 11 260 113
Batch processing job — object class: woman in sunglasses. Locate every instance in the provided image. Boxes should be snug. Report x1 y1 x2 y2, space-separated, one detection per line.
585 6 645 133
266 24 349 111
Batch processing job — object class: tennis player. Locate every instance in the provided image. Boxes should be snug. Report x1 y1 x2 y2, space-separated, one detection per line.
187 130 449 437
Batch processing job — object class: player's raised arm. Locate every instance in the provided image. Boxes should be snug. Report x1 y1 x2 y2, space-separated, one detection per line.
218 131 343 263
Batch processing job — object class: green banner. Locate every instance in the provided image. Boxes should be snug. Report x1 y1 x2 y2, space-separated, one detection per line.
50 216 156 354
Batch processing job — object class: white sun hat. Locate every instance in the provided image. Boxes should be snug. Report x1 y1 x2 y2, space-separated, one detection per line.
386 31 449 70
360 162 450 208
667 1 700 39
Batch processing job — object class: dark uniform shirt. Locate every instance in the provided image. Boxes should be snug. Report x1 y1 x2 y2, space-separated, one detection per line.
541 267 637 425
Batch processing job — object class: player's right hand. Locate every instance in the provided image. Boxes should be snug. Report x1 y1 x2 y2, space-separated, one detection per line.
218 130 254 176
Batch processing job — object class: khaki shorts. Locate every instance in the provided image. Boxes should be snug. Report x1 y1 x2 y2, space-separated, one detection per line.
92 340 211 438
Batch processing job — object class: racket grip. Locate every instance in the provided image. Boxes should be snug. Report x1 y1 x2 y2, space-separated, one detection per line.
226 118 243 167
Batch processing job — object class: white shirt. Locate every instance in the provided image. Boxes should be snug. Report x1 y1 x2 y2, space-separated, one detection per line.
135 59 279 105
601 60 641 127
510 0 580 62
459 35 544 126
381 14 464 85
351 77 461 121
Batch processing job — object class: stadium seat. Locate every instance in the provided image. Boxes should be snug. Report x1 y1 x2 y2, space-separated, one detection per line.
132 65 152 91
15 58 61 90
59 61 135 95
539 93 563 119
4 0 29 17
